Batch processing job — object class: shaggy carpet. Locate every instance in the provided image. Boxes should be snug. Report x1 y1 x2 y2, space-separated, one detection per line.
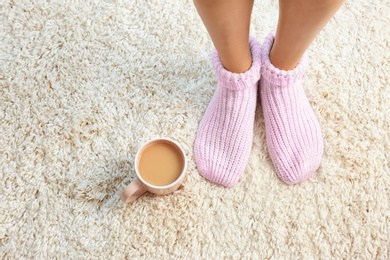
1 0 389 258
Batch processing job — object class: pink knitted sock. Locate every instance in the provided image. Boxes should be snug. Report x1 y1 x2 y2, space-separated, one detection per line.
194 37 261 187
260 33 324 184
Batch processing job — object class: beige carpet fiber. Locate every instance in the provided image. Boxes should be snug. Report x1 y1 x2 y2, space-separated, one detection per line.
1 0 389 258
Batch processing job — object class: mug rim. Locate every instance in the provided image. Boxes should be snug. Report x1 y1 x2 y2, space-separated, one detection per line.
134 138 187 190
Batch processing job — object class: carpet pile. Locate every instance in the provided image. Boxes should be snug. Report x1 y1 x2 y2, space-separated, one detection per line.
0 0 389 258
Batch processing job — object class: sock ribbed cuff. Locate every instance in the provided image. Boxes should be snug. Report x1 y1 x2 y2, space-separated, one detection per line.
211 36 262 90
261 33 309 86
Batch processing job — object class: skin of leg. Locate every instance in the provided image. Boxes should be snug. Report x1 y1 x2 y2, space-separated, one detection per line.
193 0 254 73
270 0 345 70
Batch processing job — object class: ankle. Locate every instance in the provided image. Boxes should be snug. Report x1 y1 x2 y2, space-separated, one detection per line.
216 42 253 73
220 54 252 73
269 46 299 71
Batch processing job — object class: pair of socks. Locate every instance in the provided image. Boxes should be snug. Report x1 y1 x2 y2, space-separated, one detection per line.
194 33 324 186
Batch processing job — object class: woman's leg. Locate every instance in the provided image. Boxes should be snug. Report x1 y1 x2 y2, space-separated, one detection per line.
270 0 345 70
193 0 254 73
260 0 344 184
194 0 262 187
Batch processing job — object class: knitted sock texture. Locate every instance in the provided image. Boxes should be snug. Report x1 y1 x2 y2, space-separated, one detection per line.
194 37 261 187
260 33 324 184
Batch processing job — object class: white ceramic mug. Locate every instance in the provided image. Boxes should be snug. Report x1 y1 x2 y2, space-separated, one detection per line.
120 138 187 203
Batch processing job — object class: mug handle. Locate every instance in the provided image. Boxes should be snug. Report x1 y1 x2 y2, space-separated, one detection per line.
120 177 147 203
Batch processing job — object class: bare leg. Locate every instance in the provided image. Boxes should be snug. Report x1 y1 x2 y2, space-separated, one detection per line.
270 0 344 70
193 0 254 73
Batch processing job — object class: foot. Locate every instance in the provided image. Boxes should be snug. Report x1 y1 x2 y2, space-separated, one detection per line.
194 37 262 187
260 33 324 184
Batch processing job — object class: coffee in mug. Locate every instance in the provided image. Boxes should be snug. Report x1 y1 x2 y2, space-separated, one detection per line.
120 138 187 203
137 141 184 186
